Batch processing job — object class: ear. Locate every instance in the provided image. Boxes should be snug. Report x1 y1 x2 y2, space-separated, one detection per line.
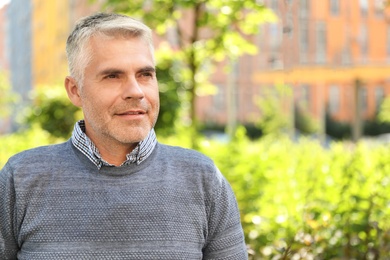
65 76 82 107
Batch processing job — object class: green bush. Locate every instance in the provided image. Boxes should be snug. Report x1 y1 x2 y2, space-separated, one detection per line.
164 127 390 259
295 105 319 135
325 112 351 140
24 85 82 139
0 71 18 120
0 125 64 167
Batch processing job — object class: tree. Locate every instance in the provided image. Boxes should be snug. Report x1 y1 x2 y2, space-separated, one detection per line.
100 0 276 147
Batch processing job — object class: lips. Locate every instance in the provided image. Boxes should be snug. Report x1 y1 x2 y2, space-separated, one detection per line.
120 111 145 115
115 109 146 116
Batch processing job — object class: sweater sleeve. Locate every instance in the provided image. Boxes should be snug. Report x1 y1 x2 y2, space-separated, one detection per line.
0 163 19 259
202 166 248 260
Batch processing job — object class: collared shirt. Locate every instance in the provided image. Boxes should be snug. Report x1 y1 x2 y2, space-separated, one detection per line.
71 120 157 169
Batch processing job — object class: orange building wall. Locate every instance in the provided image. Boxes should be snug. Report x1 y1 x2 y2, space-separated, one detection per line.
32 0 70 87
31 0 102 88
249 0 390 126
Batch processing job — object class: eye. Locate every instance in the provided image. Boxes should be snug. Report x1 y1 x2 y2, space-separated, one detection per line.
105 74 118 79
141 72 153 78
138 71 155 80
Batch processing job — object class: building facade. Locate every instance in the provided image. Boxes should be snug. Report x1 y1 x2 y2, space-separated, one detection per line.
196 0 390 137
0 4 8 71
255 0 390 122
7 0 33 107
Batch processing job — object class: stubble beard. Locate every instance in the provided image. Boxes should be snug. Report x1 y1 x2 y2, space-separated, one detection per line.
84 101 159 147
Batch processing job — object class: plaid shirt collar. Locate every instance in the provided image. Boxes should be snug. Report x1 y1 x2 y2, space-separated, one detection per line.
71 120 157 169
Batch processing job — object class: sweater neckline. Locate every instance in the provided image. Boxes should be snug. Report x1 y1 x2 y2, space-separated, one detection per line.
68 140 159 177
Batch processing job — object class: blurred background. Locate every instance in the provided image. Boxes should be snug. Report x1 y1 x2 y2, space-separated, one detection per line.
1 0 390 258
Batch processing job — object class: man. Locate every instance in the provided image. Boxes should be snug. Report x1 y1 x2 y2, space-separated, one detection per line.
0 13 247 259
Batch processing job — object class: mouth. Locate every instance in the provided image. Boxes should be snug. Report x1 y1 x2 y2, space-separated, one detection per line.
117 110 146 115
115 109 147 119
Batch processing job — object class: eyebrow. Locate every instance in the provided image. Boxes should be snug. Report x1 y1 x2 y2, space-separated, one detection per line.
97 68 125 78
138 66 156 74
97 66 156 77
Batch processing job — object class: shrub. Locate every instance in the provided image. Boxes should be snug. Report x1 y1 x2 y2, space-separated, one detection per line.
0 125 63 167
24 85 81 139
197 132 390 259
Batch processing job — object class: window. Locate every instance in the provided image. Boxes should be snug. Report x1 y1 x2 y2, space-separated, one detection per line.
299 19 309 63
360 0 368 17
269 23 281 51
360 23 368 61
166 27 179 48
299 20 309 63
374 0 384 17
283 13 294 38
342 33 351 65
329 85 340 113
299 19 309 52
360 87 368 112
330 0 340 15
270 0 279 11
375 86 385 111
300 0 309 18
316 21 327 64
299 84 311 109
387 27 390 58
244 86 254 112
214 84 225 111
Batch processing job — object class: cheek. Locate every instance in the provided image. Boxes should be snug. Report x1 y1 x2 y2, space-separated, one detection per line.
82 88 117 109
150 93 160 110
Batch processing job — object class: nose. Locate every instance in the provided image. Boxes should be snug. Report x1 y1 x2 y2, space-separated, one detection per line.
122 77 145 100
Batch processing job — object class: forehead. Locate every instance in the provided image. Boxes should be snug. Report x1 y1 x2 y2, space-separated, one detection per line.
85 33 153 57
82 34 155 74
89 34 152 57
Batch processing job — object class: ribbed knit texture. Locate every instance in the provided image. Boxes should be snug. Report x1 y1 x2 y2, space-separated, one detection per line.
0 140 247 259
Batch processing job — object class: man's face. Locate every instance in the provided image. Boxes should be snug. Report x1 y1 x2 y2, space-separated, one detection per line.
74 35 159 149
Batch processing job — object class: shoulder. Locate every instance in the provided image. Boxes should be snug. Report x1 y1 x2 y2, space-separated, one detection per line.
154 143 226 187
2 141 71 172
157 143 215 169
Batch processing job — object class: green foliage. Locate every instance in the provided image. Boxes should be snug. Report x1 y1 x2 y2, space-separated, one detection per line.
326 105 390 140
377 97 390 125
162 129 390 259
0 71 18 119
24 85 82 139
154 47 183 136
363 118 390 136
0 125 64 168
325 112 351 140
294 105 320 135
256 84 293 136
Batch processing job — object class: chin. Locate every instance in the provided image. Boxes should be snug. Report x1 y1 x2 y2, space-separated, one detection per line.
114 128 150 144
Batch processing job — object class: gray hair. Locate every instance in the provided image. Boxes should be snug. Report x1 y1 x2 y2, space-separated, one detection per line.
66 12 154 86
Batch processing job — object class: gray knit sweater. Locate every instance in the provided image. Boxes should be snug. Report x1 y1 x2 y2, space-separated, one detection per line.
0 140 247 259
